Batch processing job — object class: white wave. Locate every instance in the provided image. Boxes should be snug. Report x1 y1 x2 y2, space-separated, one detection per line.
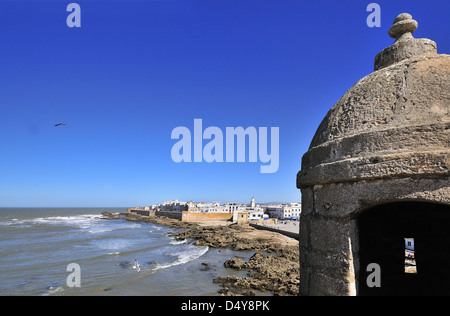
0 214 144 234
153 246 209 271
0 217 43 226
29 214 99 229
42 286 64 296
147 225 162 233
169 239 188 245
0 219 21 226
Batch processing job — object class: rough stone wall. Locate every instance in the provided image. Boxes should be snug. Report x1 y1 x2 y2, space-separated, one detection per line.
127 209 156 217
297 54 449 296
155 210 183 220
297 13 450 295
299 177 450 296
181 211 233 222
299 55 449 183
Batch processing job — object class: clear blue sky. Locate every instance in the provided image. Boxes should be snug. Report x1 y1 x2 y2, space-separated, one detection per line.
0 0 448 207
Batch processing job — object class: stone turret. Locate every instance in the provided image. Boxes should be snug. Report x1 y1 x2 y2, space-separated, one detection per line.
374 13 437 71
297 13 449 296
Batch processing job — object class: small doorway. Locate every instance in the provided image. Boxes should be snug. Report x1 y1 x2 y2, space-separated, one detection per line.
357 202 450 296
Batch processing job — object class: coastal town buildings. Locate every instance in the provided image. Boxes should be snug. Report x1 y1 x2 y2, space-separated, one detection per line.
266 203 301 220
137 197 300 223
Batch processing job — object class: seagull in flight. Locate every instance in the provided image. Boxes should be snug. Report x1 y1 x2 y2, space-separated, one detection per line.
54 123 69 127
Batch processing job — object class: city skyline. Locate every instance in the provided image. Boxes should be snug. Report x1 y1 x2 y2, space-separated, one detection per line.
1 0 449 207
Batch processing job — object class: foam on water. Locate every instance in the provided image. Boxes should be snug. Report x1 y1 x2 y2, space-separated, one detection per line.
169 239 188 245
43 285 65 296
0 214 99 228
153 245 209 271
0 208 245 295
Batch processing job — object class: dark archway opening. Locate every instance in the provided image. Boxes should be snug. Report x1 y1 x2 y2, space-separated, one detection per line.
357 202 450 296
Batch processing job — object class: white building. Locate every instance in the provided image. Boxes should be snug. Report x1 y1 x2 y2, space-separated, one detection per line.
248 210 267 221
266 203 301 220
224 203 246 213
157 200 189 211
196 201 236 213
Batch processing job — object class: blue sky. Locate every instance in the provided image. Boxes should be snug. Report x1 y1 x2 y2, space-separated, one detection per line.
0 0 449 207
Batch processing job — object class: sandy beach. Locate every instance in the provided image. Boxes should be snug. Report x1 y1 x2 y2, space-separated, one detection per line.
259 220 300 234
102 212 300 296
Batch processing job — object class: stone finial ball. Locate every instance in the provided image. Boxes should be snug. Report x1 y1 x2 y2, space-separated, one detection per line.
388 13 418 39
393 13 413 24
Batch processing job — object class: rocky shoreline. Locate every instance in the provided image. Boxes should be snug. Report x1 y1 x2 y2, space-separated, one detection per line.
101 212 300 296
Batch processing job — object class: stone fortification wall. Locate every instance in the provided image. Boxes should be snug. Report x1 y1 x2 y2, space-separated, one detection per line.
182 211 233 222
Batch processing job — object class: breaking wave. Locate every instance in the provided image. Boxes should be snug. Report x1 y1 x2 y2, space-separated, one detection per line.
169 239 188 245
153 246 209 271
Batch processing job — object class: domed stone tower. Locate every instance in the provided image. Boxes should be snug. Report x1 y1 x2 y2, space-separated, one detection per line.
297 13 449 296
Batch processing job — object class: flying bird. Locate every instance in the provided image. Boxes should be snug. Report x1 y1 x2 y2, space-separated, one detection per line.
54 123 68 127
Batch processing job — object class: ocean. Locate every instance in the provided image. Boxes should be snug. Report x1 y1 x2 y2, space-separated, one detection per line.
0 208 254 296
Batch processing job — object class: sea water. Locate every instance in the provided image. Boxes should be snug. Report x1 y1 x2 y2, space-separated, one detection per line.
0 208 254 296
